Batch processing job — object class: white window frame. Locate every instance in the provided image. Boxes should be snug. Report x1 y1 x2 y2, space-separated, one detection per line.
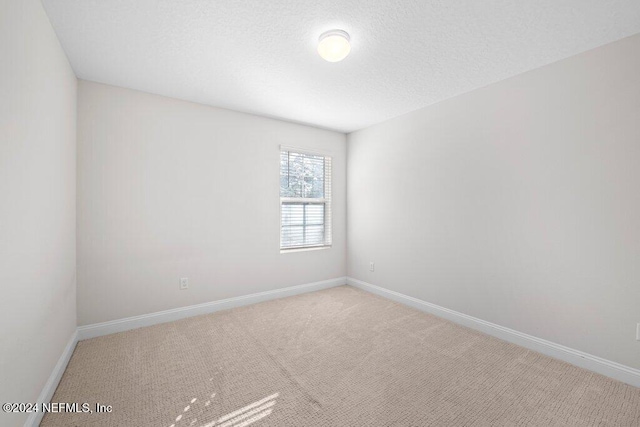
279 146 332 252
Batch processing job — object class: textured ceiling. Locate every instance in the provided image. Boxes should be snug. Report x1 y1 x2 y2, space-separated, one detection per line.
42 0 640 133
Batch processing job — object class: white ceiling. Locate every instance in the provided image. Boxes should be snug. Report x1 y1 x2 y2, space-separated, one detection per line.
42 0 640 133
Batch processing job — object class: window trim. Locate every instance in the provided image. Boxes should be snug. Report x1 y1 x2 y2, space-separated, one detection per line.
279 245 331 254
279 145 333 157
279 147 332 252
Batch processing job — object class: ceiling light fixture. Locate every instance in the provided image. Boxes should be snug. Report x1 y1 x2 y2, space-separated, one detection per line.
317 29 351 62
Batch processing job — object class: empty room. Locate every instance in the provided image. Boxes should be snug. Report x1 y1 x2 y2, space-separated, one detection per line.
2 0 640 426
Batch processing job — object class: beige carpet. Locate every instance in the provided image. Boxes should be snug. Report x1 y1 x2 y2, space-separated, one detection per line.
42 286 640 426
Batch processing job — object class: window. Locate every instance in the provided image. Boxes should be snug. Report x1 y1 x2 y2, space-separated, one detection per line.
280 148 332 250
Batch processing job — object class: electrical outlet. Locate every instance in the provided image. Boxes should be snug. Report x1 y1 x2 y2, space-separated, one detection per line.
180 277 189 290
369 262 374 272
637 323 640 341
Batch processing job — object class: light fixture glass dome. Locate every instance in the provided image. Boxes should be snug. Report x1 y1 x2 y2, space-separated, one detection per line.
317 30 351 62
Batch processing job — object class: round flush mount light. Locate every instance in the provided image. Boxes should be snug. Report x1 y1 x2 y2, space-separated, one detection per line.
317 29 351 62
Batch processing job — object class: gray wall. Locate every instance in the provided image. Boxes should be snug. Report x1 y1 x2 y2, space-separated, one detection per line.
0 0 77 424
77 81 346 326
347 34 640 369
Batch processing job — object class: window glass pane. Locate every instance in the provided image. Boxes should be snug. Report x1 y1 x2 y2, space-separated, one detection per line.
305 204 324 225
280 202 325 248
281 226 304 248
279 151 290 193
281 203 304 226
280 151 324 198
304 225 325 246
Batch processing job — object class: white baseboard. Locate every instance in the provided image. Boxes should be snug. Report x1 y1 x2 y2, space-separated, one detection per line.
347 277 640 389
24 330 78 427
77 277 347 340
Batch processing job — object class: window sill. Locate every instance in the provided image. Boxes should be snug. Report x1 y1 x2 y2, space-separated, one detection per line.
280 245 331 254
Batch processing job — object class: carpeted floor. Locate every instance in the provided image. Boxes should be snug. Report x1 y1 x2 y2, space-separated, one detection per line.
42 286 640 426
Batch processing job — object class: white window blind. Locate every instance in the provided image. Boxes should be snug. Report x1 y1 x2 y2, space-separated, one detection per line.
280 149 332 250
